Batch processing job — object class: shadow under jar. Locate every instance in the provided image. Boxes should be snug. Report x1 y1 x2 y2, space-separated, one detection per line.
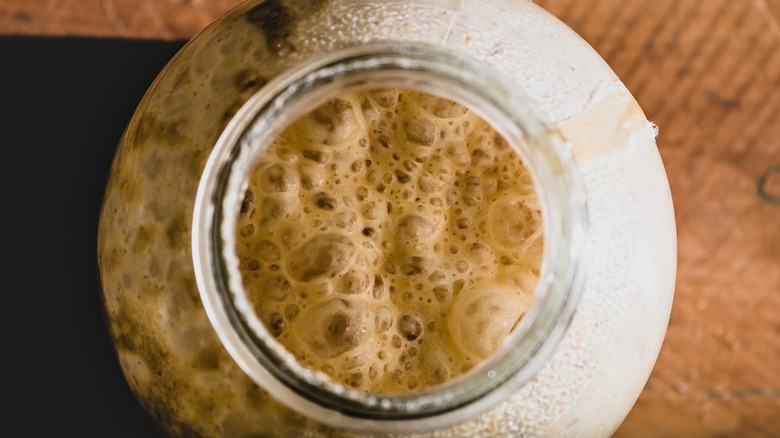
96 1 677 437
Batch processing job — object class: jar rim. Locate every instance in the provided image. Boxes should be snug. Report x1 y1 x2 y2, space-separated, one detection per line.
192 42 588 434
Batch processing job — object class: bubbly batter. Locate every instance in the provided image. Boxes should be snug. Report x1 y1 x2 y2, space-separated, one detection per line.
234 89 543 393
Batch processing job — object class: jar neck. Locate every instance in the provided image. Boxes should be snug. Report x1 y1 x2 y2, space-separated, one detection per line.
192 43 588 434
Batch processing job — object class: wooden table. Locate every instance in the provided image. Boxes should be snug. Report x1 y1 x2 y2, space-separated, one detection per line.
4 0 778 436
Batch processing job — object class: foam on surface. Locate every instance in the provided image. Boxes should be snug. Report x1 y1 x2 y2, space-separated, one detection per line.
235 89 542 392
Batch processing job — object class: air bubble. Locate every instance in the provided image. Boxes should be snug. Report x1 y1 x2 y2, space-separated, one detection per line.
445 141 470 166
464 176 481 192
349 372 364 388
240 189 255 213
369 88 399 108
342 194 357 208
395 170 411 184
339 269 371 295
446 189 458 206
375 306 393 332
285 304 300 321
433 286 450 302
376 134 392 149
419 94 468 118
280 223 304 249
396 214 437 243
418 174 442 194
404 117 436 146
362 99 379 121
299 162 325 190
265 275 291 301
361 201 383 220
367 169 381 185
428 270 445 282
287 233 355 282
261 163 298 193
483 177 498 194
240 224 255 237
448 285 527 359
401 255 430 276
259 197 285 227
471 149 489 163
422 346 451 385
276 146 297 162
322 364 336 376
453 279 465 294
333 211 357 231
295 98 362 146
494 135 507 150
302 149 329 163
488 196 541 249
261 311 286 337
310 280 334 298
372 274 387 299
295 298 370 358
398 314 423 341
468 242 495 264
314 192 337 210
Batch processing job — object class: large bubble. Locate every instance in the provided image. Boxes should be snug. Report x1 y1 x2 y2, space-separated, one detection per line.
287 233 355 282
291 98 363 147
396 214 438 243
294 298 371 358
487 195 542 249
447 284 529 359
259 163 298 193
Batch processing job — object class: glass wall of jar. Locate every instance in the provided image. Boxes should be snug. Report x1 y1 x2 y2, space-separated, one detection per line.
97 1 676 436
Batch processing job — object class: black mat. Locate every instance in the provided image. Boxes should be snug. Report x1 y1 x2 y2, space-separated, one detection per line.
2 36 184 436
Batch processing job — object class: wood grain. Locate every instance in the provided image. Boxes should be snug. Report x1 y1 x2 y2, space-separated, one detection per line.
3 0 778 436
0 0 241 39
532 1 780 436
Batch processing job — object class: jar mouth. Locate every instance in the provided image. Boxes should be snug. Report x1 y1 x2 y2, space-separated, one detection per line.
192 43 588 433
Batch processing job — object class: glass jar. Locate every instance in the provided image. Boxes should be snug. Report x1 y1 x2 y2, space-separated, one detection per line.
97 0 677 437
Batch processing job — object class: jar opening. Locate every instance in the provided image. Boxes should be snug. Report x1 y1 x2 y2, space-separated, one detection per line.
193 43 587 434
233 85 546 392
